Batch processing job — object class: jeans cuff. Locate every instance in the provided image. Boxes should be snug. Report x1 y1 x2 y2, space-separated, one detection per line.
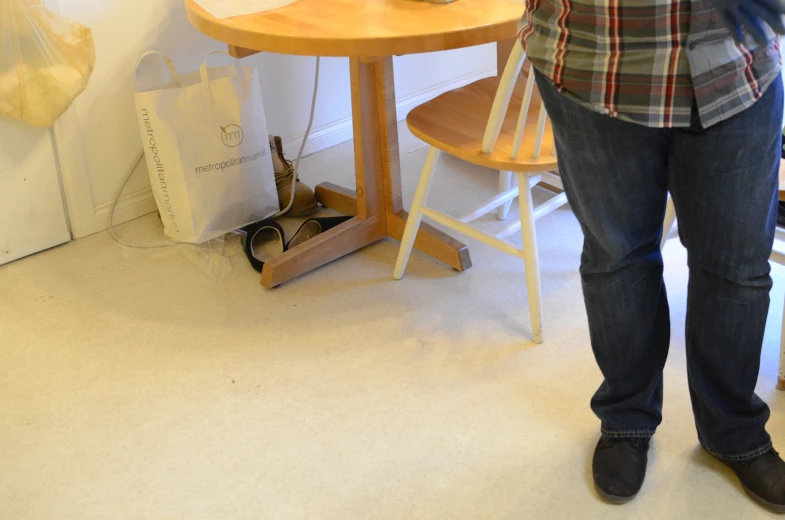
601 428 655 439
704 441 773 462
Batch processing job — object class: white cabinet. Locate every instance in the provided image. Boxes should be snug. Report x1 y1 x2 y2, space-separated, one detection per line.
0 120 70 266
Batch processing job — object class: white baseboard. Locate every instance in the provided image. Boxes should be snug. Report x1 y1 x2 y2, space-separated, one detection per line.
92 67 495 232
93 186 158 231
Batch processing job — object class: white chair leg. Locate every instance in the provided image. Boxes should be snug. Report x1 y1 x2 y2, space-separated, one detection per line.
518 172 543 344
394 147 441 280
778 291 785 390
497 171 513 221
661 196 677 251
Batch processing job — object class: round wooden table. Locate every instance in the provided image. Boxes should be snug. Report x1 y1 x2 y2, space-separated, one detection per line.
185 0 523 287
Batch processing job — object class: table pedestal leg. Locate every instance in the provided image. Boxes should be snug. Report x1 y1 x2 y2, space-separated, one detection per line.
261 56 472 288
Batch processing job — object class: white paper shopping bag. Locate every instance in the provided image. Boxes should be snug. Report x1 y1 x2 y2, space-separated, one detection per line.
134 51 279 243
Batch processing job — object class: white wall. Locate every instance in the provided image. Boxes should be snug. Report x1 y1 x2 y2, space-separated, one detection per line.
57 0 496 234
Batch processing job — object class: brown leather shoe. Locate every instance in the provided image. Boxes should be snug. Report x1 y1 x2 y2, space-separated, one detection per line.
271 136 318 217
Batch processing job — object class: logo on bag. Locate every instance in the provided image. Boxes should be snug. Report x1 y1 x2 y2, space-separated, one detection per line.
221 124 244 148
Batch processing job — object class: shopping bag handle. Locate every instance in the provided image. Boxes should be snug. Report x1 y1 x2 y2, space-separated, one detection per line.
200 51 250 107
135 51 181 88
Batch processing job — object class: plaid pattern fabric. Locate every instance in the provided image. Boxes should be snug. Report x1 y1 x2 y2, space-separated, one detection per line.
519 0 782 128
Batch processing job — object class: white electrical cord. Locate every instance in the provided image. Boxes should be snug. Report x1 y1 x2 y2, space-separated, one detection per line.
110 56 322 249
108 151 169 248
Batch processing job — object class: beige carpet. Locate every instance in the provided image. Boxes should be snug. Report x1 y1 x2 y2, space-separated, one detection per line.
2 124 785 520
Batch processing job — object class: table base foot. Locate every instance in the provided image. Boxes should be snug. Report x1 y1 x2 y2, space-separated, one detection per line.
312 182 472 277
387 210 472 272
261 215 384 288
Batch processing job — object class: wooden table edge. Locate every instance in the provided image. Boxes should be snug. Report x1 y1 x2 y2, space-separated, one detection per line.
185 1 521 58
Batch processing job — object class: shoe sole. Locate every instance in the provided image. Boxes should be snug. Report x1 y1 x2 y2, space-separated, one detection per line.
740 484 785 514
715 455 785 514
594 484 638 505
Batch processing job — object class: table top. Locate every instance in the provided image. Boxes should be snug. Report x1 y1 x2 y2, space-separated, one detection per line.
184 0 524 57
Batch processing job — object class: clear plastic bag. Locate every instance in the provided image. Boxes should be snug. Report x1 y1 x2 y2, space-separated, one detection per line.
0 0 95 127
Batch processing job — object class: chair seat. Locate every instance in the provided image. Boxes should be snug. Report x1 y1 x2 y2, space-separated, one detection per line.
407 75 558 173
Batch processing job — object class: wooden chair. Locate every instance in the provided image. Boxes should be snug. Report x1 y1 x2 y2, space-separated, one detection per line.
662 162 785 389
393 40 567 344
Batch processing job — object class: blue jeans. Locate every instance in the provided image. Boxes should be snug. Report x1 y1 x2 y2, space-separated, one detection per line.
534 71 783 461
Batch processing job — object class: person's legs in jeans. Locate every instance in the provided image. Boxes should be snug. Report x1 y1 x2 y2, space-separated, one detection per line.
668 78 783 460
534 73 672 437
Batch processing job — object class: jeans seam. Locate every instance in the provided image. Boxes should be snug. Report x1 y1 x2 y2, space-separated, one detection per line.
601 428 655 438
706 441 773 462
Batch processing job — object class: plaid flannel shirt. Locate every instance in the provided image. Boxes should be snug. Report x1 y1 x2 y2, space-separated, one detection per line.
519 0 782 128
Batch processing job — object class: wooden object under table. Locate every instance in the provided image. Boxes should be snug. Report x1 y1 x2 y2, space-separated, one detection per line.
780 159 785 202
185 0 523 288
